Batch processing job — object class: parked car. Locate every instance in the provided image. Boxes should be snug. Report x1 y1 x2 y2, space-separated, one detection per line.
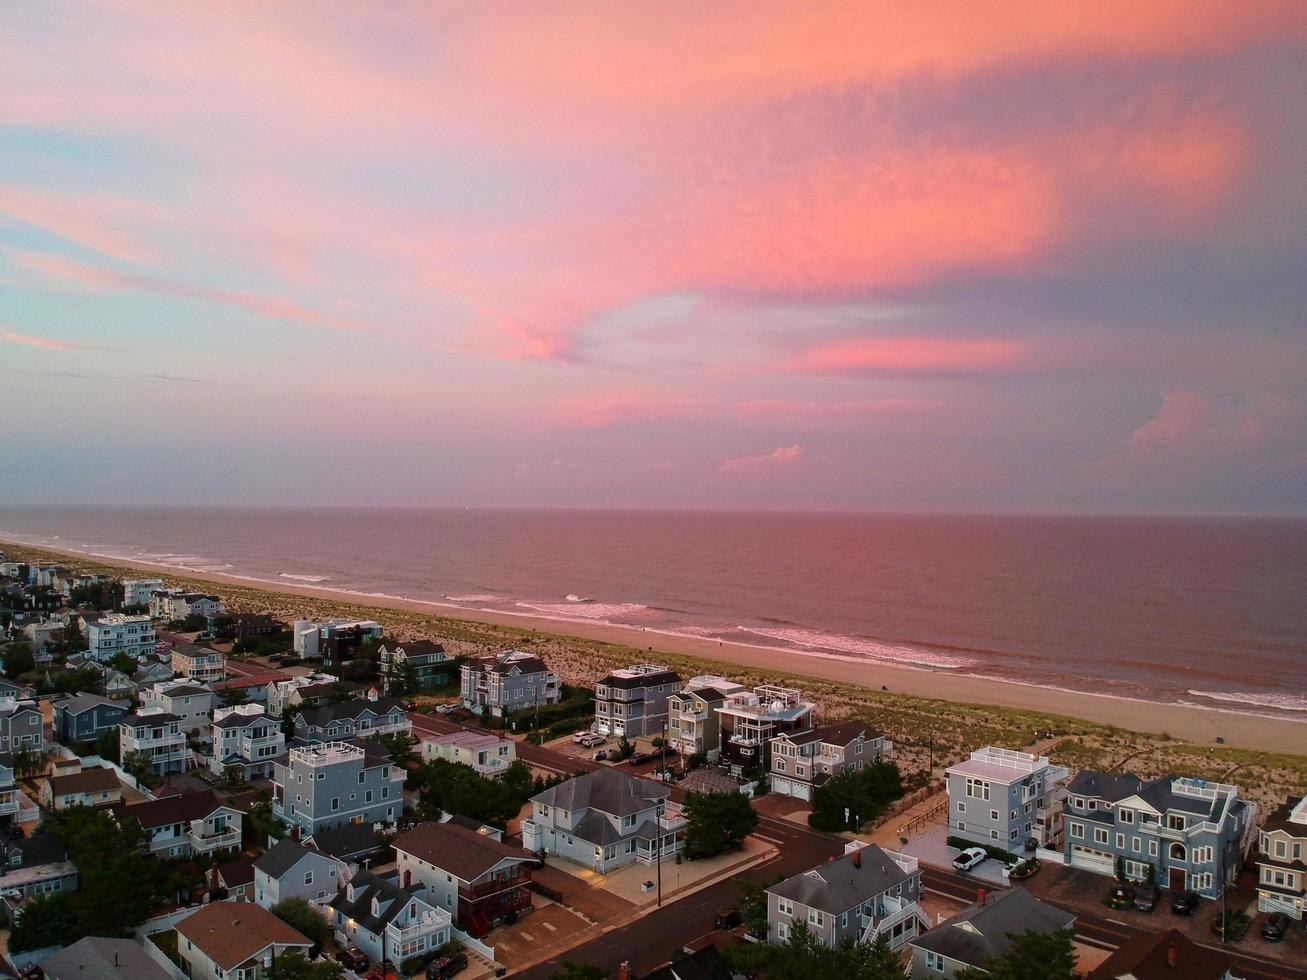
1170 890 1200 915
435 703 453 714
952 847 987 872
630 752 655 765
425 952 469 978
404 700 418 711
714 908 743 930
572 730 592 743
365 970 398 980
580 733 604 747
335 946 369 971
1132 881 1159 912
1262 911 1291 941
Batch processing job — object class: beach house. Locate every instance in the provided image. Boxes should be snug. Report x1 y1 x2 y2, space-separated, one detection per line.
118 706 190 775
84 613 156 662
666 675 745 761
211 703 286 781
150 589 224 621
52 693 127 746
292 697 411 743
329 869 451 968
460 650 561 717
253 838 351 909
768 721 893 801
114 790 244 858
593 663 683 738
1062 772 1254 897
170 645 226 684
140 678 216 743
174 901 311 980
421 730 516 778
1255 794 1306 919
272 741 402 836
946 746 1070 850
379 639 453 692
120 577 164 609
715 684 814 773
766 842 927 953
909 887 1075 977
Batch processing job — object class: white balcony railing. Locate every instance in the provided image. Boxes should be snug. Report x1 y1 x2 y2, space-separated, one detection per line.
0 792 20 816
386 909 451 946
191 827 241 852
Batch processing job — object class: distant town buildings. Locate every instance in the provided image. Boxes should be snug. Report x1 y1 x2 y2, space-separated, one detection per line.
460 650 561 718
593 663 682 738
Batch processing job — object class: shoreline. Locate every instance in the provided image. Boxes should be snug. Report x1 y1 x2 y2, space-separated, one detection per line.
6 538 1306 754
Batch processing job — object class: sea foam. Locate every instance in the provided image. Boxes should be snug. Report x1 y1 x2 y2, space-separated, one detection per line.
1187 690 1307 713
735 625 975 670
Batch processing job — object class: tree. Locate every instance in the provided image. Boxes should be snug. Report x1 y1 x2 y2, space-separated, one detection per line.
3 641 34 679
724 921 908 980
218 686 250 708
11 745 43 780
736 875 782 939
615 735 635 760
371 731 419 769
269 950 344 979
281 702 302 740
550 962 607 980
954 929 1077 980
9 894 77 952
683 790 758 860
270 897 331 957
123 749 157 786
108 650 137 676
95 727 120 763
223 764 247 789
809 760 904 833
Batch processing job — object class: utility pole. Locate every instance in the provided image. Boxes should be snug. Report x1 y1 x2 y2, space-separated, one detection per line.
657 715 667 908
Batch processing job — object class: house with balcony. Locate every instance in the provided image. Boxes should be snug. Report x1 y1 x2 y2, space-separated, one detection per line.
1256 794 1307 920
666 676 744 761
272 741 403 836
170 645 226 684
211 704 286 781
141 679 216 743
379 640 453 693
292 618 383 658
461 651 561 717
292 697 412 743
592 664 683 739
0 698 45 754
39 766 122 811
84 613 156 663
910 886 1075 977
120 578 164 609
767 842 927 952
285 679 363 714
421 730 516 778
0 756 22 827
396 821 538 937
113 789 244 858
119 707 190 775
1063 772 1255 897
769 721 894 801
149 589 225 621
175 901 311 980
329 868 452 967
715 684 814 774
265 672 336 716
253 837 351 909
52 693 127 746
20 619 63 658
0 833 79 902
522 767 685 873
947 746 1070 850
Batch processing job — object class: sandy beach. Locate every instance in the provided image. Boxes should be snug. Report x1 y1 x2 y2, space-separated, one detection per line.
7 539 1306 754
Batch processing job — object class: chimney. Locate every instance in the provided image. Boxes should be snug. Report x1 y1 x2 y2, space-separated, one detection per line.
619 962 631 980
1167 941 1177 968
976 888 986 905
852 849 861 868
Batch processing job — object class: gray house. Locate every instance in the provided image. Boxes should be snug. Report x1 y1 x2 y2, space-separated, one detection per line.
946 746 1070 849
767 843 927 953
379 640 453 693
0 833 80 900
329 869 452 967
0 699 44 755
593 664 682 738
293 698 412 743
44 937 172 980
52 693 127 745
253 838 350 909
1063 772 1254 898
910 887 1075 977
272 741 402 836
460 651 560 717
522 767 686 873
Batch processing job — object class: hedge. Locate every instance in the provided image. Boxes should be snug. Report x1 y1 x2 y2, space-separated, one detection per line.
947 835 1018 864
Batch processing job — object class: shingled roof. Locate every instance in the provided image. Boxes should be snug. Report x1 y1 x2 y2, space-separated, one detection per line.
769 844 915 915
911 887 1074 969
530 767 668 818
395 821 535 882
175 902 310 971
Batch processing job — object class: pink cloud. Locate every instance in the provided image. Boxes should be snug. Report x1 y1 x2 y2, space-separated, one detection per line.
785 337 1028 376
719 444 805 474
0 329 86 351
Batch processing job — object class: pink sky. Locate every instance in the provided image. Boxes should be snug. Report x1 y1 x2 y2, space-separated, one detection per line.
2 2 1306 512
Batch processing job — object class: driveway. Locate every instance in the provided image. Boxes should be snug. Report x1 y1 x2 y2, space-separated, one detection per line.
491 902 593 971
903 826 1009 886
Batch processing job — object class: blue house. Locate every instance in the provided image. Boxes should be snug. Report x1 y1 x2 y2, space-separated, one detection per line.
53 694 128 746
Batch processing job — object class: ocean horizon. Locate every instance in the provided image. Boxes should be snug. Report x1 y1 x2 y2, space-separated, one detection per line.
2 505 1304 720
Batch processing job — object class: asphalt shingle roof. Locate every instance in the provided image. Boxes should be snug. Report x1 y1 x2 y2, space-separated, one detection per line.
394 821 534 882
769 844 914 914
530 767 669 818
911 886 1074 969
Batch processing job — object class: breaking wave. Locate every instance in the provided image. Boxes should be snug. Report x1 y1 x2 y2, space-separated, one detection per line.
1187 690 1307 713
735 625 976 670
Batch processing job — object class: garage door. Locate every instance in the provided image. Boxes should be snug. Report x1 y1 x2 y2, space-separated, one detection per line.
794 781 811 801
1069 845 1114 875
772 776 793 796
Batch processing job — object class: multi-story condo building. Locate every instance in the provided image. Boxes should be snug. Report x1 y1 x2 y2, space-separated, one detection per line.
716 684 814 773
910 887 1075 978
461 651 561 718
170 645 226 684
140 679 215 742
523 768 686 873
211 704 286 781
379 640 453 693
1256 794 1307 919
329 869 452 968
421 730 516 778
593 664 682 739
150 589 225 621
293 697 412 743
769 721 894 801
118 707 190 775
114 789 244 858
292 618 382 660
52 693 127 746
84 614 156 663
120 578 164 609
175 901 311 980
265 672 336 717
666 675 744 761
767 842 927 953
396 821 538 938
0 698 45 755
1063 772 1254 897
947 746 1070 849
272 741 403 836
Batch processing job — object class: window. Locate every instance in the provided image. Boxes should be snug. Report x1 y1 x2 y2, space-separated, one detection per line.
777 922 789 941
1149 840 1158 857
331 798 340 811
1168 814 1185 831
808 909 824 927
990 809 999 821
925 951 945 973
304 870 313 885
777 898 793 916
965 778 990 801
1132 838 1141 853
1093 828 1109 845
776 760 786 773
956 801 966 814
1120 808 1134 824
1116 833 1125 849
359 771 366 784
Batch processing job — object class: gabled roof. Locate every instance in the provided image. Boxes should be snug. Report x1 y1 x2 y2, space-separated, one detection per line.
175 902 310 970
44 937 173 980
254 838 327 879
394 822 534 882
155 684 211 698
815 721 876 746
531 767 669 818
217 854 257 888
1088 927 1234 979
299 697 407 727
114 790 235 830
769 844 914 914
385 639 447 659
328 869 425 935
47 766 120 797
910 887 1074 968
307 823 386 860
637 944 735 980
58 693 124 716
1066 771 1143 802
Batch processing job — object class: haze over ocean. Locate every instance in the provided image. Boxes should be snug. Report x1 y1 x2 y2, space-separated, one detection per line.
2 506 1303 717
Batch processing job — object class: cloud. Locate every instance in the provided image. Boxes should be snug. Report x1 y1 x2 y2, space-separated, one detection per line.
149 373 212 384
719 444 805 474
784 337 1029 376
0 329 86 351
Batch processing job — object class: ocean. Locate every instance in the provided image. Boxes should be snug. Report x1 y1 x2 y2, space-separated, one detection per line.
1 506 1304 719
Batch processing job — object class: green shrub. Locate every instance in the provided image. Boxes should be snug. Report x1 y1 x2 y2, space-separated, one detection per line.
945 836 1018 864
